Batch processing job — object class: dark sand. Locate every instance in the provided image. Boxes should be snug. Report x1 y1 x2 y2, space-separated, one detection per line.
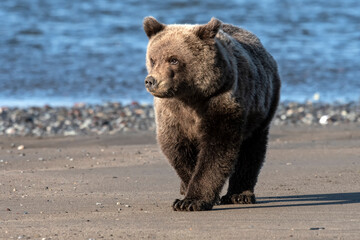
1 125 360 239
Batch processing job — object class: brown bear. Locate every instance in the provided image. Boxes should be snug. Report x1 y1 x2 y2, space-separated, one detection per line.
143 17 280 211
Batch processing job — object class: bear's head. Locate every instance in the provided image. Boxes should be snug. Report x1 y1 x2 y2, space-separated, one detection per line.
143 17 229 101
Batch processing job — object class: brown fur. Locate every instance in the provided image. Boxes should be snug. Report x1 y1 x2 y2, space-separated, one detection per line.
143 17 281 211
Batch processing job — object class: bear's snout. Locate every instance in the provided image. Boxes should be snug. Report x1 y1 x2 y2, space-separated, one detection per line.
145 76 157 91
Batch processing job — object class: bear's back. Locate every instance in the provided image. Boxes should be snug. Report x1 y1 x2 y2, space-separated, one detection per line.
221 24 277 70
222 24 261 46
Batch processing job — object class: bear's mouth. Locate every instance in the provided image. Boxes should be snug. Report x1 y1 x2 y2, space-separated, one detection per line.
146 80 175 98
150 90 175 98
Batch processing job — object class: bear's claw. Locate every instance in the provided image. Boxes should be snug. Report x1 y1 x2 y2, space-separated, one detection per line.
172 198 213 211
220 191 256 205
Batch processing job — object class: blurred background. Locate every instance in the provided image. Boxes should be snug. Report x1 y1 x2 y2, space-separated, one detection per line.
0 0 359 107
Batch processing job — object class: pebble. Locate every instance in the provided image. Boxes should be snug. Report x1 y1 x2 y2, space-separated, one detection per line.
319 115 329 125
17 145 25 150
0 101 359 136
309 227 325 230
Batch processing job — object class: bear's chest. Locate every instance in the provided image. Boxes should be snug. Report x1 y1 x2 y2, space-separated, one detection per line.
176 108 200 141
155 100 202 141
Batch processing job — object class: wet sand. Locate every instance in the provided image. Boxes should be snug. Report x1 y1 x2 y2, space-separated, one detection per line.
1 125 360 239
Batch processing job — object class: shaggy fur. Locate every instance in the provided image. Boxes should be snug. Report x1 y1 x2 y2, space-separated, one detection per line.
143 17 281 211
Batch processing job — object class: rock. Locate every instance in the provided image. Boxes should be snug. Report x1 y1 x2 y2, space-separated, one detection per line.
319 115 329 125
64 130 76 136
17 145 25 150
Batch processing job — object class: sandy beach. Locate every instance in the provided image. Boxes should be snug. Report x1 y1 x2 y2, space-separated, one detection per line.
1 124 360 239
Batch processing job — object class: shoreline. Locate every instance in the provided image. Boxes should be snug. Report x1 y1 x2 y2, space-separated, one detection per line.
0 101 359 137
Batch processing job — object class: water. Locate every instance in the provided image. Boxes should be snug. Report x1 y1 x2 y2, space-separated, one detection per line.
0 0 359 106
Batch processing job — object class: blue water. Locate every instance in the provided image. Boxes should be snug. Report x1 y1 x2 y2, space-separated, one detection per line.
0 0 359 106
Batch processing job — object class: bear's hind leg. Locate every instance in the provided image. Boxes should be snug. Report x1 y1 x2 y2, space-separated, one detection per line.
221 127 269 205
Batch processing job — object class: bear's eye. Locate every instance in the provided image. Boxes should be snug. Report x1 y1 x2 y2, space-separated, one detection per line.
169 58 179 65
150 58 155 67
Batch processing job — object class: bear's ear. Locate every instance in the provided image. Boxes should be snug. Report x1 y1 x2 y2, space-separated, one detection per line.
143 17 166 39
194 17 222 40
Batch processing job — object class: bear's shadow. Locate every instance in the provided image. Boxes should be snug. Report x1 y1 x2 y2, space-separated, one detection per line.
215 192 360 211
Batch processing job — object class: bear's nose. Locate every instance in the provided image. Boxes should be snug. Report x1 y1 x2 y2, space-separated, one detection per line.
145 76 157 90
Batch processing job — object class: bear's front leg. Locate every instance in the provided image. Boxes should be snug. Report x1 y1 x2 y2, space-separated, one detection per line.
158 132 199 195
172 140 240 211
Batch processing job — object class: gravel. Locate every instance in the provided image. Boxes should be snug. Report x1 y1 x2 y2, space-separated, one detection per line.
0 101 359 137
273 101 360 126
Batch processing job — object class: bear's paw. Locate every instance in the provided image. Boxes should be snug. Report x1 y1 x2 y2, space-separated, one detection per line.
220 191 256 205
172 198 213 211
